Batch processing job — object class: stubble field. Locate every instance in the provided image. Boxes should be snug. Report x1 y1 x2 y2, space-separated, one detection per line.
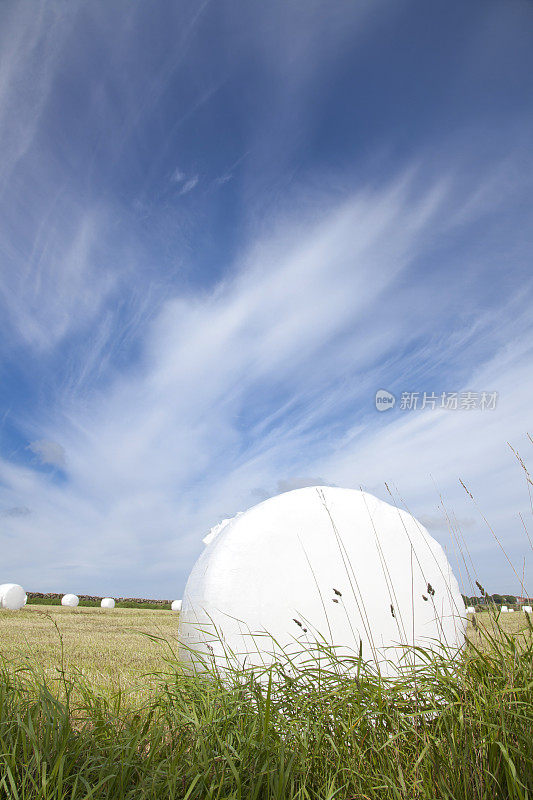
0 604 180 704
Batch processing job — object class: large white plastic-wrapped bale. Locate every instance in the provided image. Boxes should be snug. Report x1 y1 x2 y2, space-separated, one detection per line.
171 599 182 611
501 606 508 613
0 583 26 610
466 606 475 613
523 606 532 613
61 594 79 607
179 486 466 676
101 597 115 609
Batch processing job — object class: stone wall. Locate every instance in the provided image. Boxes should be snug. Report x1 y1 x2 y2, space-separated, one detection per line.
26 592 171 606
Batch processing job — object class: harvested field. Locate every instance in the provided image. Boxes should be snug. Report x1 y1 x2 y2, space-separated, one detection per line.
0 604 179 703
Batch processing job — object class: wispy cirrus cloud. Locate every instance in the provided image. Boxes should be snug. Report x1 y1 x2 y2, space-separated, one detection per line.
0 0 532 601
171 169 199 193
0 2 79 191
1 157 532 597
178 175 199 195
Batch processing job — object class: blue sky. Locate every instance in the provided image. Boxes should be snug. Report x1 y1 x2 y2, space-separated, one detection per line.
1 0 533 599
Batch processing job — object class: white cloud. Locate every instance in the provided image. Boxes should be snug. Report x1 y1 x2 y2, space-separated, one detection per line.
169 169 199 194
178 176 199 195
28 440 66 468
0 164 531 597
0 205 123 352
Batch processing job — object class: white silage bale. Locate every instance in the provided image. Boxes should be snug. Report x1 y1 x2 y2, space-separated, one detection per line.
61 594 79 607
179 486 466 677
0 583 26 610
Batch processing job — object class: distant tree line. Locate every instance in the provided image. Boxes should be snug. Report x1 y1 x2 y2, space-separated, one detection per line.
462 594 532 606
26 592 172 608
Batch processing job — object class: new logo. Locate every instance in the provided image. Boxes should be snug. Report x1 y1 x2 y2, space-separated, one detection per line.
375 389 396 412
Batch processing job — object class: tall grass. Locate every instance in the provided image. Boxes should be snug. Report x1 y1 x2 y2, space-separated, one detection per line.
0 609 532 799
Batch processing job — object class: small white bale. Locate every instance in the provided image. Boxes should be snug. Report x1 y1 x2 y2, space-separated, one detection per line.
61 593 79 607
466 606 475 613
24 594 28 605
508 609 514 613
500 606 508 613
101 597 115 609
171 599 182 612
0 583 26 610
523 606 532 613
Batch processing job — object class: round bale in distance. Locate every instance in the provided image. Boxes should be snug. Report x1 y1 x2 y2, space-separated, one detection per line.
171 599 182 611
61 593 79 607
0 583 26 610
101 597 115 609
179 486 467 676
523 606 532 613
466 606 475 613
